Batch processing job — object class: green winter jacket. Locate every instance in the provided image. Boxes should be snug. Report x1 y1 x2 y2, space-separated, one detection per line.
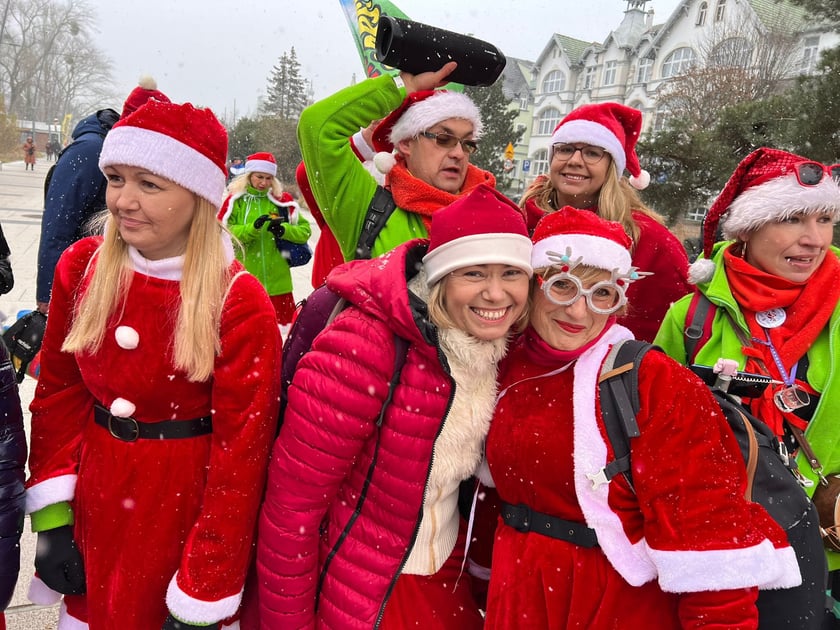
297 75 430 260
654 240 840 569
221 187 311 296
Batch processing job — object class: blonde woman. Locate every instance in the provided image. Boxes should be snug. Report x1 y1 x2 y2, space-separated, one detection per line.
25 100 281 629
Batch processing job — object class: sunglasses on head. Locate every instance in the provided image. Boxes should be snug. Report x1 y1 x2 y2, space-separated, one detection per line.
794 161 840 186
419 131 479 155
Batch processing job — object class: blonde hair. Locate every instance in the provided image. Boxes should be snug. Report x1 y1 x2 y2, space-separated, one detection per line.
426 274 532 334
63 197 232 382
226 172 286 198
520 163 664 245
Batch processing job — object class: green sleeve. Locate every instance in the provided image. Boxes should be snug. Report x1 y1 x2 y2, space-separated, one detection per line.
652 293 692 366
30 501 74 532
226 199 259 245
297 75 406 260
284 213 312 245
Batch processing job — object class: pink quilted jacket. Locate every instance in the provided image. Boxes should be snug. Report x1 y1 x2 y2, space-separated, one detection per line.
256 242 454 629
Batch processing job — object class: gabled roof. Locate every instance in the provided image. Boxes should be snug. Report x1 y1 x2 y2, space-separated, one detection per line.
501 57 534 100
534 33 593 68
747 0 808 33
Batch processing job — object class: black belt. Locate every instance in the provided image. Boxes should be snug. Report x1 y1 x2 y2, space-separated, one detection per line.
501 501 599 548
93 403 212 442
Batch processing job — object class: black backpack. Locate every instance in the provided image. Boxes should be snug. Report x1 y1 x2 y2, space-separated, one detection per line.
598 339 826 630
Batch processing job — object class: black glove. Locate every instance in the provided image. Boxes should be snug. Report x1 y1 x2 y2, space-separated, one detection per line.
266 218 285 238
253 214 271 230
162 614 219 629
34 525 86 595
0 257 13 295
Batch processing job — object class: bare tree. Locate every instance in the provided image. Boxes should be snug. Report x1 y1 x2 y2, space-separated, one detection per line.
656 16 800 131
0 0 114 123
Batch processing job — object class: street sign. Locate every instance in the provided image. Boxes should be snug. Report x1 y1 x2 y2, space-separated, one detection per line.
504 142 515 160
522 159 531 172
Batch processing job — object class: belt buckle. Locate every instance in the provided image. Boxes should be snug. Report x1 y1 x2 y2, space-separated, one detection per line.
108 413 140 442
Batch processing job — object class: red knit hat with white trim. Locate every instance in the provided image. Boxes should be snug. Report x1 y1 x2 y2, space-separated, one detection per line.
371 90 483 174
422 184 532 285
99 100 228 208
245 152 277 177
532 207 634 276
121 75 171 118
689 147 840 284
551 102 650 190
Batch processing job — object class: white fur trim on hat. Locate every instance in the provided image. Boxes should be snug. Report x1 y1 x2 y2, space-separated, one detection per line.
532 233 632 274
423 233 533 286
100 126 226 208
244 159 277 177
390 92 483 146
721 175 840 239
551 119 626 177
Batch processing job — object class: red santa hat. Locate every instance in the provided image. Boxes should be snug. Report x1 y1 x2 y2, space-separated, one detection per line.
100 100 228 208
531 207 635 276
244 152 278 177
121 75 171 118
689 147 840 283
551 102 650 190
371 90 483 174
422 184 532 285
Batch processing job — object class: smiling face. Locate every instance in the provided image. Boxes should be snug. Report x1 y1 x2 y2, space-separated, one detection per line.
398 118 475 194
549 143 611 209
531 268 613 351
742 211 835 282
105 164 197 260
441 264 530 341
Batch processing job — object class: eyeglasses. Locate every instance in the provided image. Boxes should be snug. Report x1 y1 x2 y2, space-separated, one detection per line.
419 131 479 155
794 161 840 186
551 143 608 165
538 272 626 315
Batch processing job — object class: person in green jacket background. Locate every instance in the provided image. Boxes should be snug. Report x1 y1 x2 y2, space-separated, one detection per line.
219 152 311 331
654 147 840 627
297 61 495 261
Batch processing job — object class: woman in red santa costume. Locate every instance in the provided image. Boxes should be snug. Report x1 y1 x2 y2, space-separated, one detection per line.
24 99 281 629
482 208 801 629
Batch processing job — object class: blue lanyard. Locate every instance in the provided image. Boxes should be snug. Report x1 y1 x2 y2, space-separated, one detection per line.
751 328 797 387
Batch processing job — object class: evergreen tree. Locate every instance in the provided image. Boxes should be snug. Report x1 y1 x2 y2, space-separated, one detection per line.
264 48 310 121
464 81 522 193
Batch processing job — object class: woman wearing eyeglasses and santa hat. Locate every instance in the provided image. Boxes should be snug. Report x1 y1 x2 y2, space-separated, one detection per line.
655 147 840 628
520 103 691 342
482 207 801 629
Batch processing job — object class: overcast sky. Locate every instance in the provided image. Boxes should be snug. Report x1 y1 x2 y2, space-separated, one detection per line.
96 0 682 122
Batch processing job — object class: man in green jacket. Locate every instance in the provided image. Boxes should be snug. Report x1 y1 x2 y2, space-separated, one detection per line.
298 62 495 260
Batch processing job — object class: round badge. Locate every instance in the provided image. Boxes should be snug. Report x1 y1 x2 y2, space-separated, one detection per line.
756 307 786 328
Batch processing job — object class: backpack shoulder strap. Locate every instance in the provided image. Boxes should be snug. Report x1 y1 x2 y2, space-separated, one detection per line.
355 186 397 260
683 291 716 365
596 339 657 490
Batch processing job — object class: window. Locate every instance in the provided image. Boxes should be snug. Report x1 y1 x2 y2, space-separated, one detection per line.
802 36 820 74
715 0 726 22
710 38 752 68
696 2 707 26
661 47 695 78
686 208 706 222
519 94 529 110
536 108 562 135
603 61 618 86
542 70 566 94
532 149 549 176
653 103 672 132
636 58 653 83
583 66 596 89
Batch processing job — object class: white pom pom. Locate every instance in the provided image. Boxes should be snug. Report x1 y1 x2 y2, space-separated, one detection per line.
110 397 136 418
373 151 397 174
137 74 158 90
474 458 496 488
688 258 715 284
629 169 651 190
115 325 140 350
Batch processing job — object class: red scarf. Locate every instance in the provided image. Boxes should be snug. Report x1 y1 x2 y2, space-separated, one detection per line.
724 246 840 434
385 156 496 231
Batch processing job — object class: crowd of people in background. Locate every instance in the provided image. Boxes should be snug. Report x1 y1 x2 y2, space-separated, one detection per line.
1 42 839 630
